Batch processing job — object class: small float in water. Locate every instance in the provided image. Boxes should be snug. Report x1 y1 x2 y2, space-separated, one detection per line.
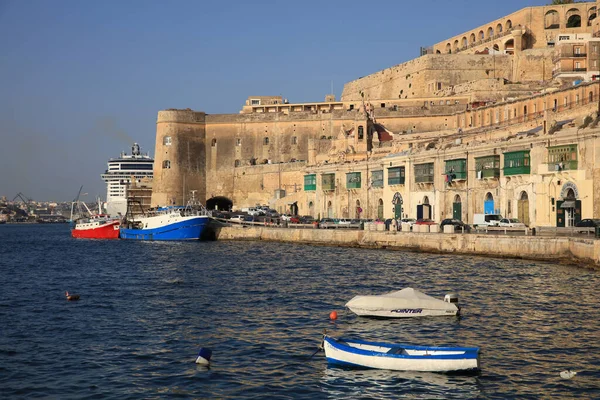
323 336 480 372
345 287 460 318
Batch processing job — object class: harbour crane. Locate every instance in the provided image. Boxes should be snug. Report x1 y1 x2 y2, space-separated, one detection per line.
12 192 33 204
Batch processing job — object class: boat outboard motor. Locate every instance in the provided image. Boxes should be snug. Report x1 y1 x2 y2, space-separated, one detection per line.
444 293 460 315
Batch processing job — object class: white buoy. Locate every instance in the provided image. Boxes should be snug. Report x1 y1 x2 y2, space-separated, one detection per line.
195 348 212 366
560 370 577 379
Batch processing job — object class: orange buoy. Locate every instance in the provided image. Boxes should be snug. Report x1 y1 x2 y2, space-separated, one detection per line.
329 311 338 320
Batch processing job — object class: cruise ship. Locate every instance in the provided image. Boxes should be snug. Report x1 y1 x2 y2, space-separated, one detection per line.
101 143 154 216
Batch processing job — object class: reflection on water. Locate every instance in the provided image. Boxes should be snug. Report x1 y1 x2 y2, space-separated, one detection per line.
0 224 599 399
321 367 481 399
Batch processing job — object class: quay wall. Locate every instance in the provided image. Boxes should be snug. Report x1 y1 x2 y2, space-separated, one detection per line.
215 226 600 267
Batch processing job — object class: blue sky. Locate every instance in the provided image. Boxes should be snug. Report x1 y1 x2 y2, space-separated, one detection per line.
0 0 551 202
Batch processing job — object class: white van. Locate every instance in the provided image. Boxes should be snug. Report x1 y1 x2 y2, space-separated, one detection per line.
473 214 502 227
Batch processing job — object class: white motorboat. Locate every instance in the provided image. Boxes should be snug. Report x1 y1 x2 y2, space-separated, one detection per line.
345 288 459 318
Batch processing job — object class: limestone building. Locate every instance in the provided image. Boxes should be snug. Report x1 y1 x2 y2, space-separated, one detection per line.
151 1 600 228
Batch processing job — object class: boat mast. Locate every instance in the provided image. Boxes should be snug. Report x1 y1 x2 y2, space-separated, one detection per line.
70 185 84 221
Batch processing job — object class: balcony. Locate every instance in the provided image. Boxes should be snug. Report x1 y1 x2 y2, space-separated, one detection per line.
387 167 405 186
444 159 467 181
321 174 335 191
414 163 434 184
503 151 531 176
553 66 588 77
475 155 500 179
552 51 587 62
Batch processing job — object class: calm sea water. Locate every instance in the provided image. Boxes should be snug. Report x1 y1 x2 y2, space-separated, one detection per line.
1 224 599 399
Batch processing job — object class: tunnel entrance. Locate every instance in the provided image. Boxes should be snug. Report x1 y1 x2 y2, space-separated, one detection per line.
206 196 233 211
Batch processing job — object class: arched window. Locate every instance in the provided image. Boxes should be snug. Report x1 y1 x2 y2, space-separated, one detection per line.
493 44 500 51
545 10 559 29
520 191 528 201
263 137 269 145
234 159 241 167
162 160 170 169
470 33 476 44
423 196 430 205
327 201 333 218
566 9 581 28
487 27 494 38
496 23 503 34
377 199 384 220
163 136 172 146
436 50 441 54
355 200 361 218
588 7 597 26
505 39 515 55
505 20 512 30
211 138 217 147
446 43 451 53
461 37 467 48
453 40 459 50
479 30 484 40
454 194 462 203
485 192 494 202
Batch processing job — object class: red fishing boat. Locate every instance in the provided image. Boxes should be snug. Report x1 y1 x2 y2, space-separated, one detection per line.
71 214 120 239
70 197 120 239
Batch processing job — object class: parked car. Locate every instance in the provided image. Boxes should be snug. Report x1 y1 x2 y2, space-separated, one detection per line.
338 218 352 225
319 218 337 229
498 218 526 228
247 207 264 216
289 216 300 224
280 214 291 221
473 213 502 227
440 218 471 232
415 218 436 225
399 218 416 231
230 215 245 222
575 219 600 228
299 216 315 224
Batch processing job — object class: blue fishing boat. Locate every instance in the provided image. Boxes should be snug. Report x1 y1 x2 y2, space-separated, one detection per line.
323 336 480 372
120 191 210 241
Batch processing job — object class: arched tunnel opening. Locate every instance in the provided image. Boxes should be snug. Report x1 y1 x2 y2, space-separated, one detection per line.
206 196 233 211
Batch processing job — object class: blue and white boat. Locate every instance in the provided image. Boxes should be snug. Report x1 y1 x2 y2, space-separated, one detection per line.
120 191 210 241
323 336 480 372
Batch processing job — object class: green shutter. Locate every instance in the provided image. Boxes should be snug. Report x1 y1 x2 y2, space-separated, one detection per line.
304 174 316 191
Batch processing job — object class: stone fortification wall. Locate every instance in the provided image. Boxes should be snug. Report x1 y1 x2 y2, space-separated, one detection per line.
341 54 513 102
152 109 207 207
512 49 554 83
201 104 468 208
226 162 307 210
215 227 600 267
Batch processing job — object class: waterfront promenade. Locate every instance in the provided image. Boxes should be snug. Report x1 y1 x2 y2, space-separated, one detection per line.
215 225 600 268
